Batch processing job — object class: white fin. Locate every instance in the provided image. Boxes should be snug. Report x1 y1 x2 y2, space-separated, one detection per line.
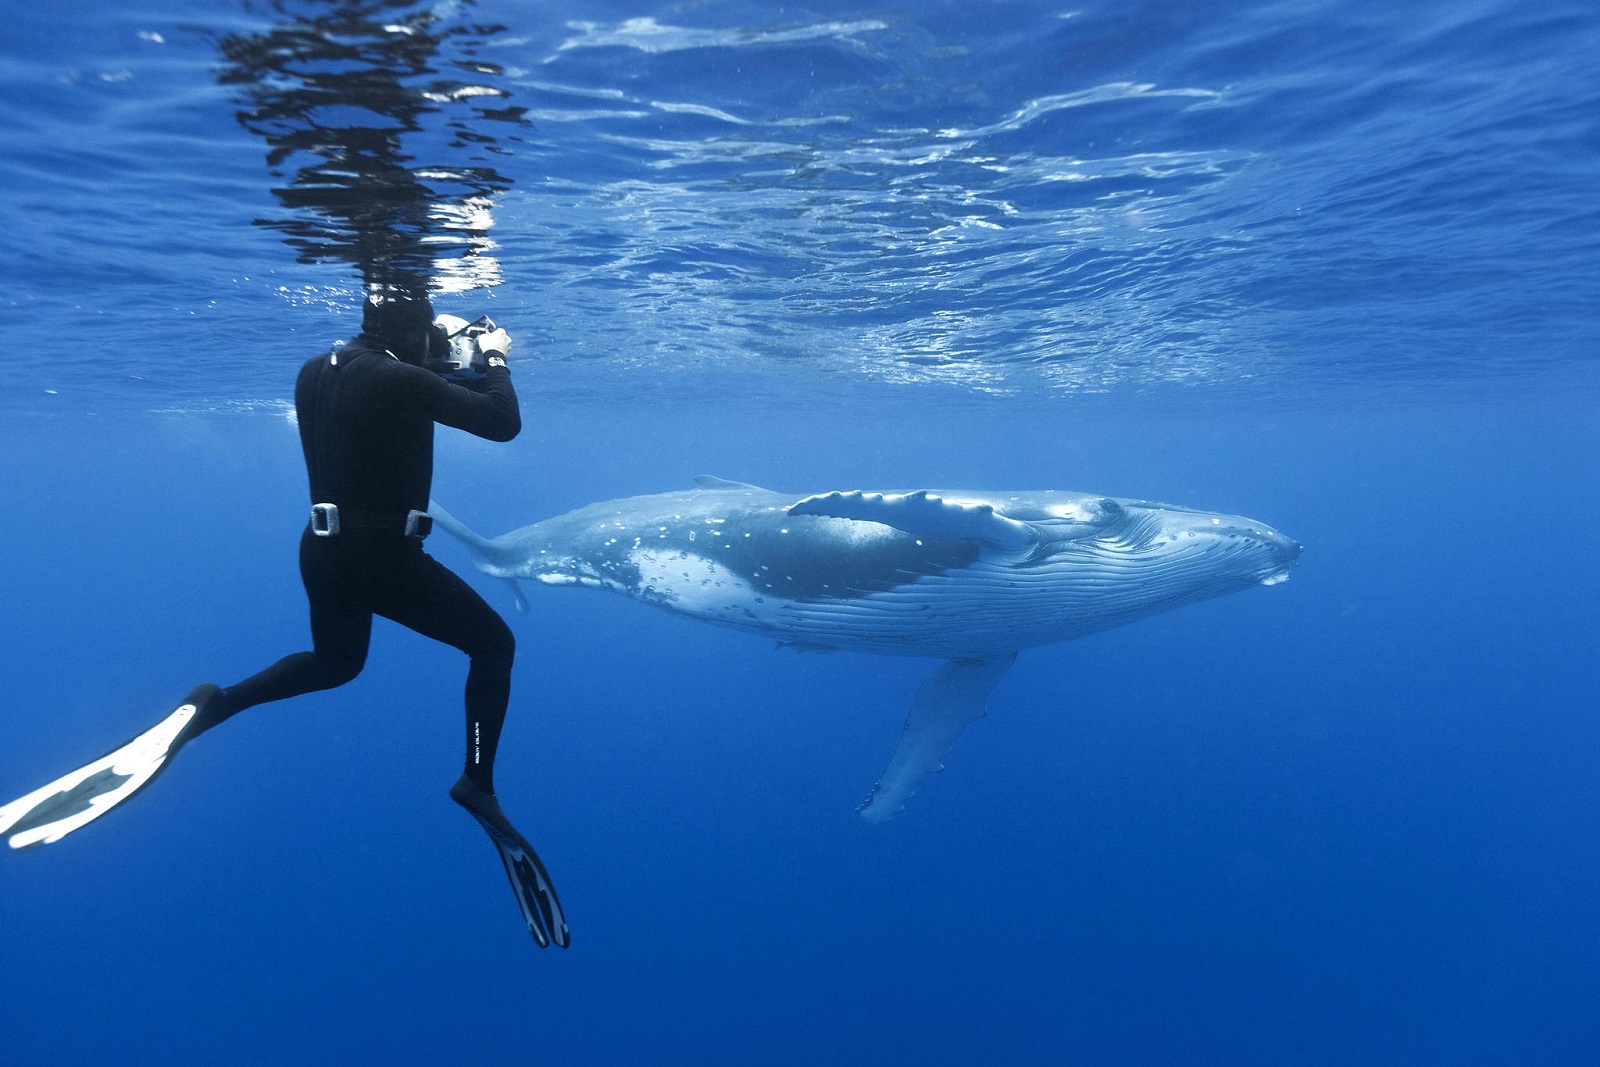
504 578 530 613
1 701 198 850
788 490 1035 551
857 654 1017 823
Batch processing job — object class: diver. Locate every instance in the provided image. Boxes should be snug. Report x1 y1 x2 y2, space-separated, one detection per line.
0 293 569 949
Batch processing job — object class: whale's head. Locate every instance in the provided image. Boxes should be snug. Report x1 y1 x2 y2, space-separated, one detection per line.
1105 497 1302 589
978 491 1303 642
777 487 1301 654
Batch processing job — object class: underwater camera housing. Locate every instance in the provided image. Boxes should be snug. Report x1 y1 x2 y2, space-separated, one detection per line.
425 314 496 383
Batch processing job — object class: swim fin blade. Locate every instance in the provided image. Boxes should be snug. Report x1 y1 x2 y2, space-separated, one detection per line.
453 780 570 948
0 684 216 851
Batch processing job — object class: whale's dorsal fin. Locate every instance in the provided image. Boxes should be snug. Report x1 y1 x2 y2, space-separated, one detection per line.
787 490 1035 551
857 654 1018 823
694 475 767 491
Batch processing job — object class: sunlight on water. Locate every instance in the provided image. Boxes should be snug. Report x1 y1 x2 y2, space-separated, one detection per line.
0 0 1595 412
553 16 892 55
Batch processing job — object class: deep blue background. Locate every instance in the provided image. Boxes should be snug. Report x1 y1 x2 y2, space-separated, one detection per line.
2 0 1598 1063
5 390 1597 1064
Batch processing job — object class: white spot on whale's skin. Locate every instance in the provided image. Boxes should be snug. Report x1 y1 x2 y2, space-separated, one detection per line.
427 482 1300 820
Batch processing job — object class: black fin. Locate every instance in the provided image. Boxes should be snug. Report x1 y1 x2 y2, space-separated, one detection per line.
451 778 570 948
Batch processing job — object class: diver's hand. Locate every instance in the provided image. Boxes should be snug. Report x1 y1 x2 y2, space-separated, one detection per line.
478 327 512 361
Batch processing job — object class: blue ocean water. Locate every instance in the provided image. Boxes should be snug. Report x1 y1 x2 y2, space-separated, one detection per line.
1 0 1596 1063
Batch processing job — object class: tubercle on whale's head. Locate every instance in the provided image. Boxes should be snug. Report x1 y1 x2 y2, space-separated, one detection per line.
1131 502 1303 588
1258 529 1303 585
1210 516 1301 586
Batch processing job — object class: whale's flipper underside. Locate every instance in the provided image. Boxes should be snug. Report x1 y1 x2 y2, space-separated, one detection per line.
789 490 1035 551
858 653 1017 823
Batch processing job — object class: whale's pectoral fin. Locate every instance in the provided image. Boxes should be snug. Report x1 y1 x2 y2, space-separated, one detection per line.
788 490 1035 552
503 578 529 614
858 653 1017 823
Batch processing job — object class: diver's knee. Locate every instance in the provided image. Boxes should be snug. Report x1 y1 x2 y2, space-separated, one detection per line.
330 665 364 689
317 654 365 690
476 621 515 668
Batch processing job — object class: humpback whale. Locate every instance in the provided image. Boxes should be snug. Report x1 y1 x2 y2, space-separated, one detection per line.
430 477 1300 820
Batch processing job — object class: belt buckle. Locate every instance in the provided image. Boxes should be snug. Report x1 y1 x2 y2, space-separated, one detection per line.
311 502 341 537
404 509 433 540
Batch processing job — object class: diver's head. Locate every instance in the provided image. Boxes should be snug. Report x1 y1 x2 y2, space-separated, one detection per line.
363 292 439 365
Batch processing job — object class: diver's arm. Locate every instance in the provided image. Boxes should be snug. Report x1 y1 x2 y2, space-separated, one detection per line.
418 352 521 442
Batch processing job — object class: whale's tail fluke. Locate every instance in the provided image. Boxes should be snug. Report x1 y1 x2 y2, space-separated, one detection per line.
858 653 1017 823
428 502 531 612
427 501 495 555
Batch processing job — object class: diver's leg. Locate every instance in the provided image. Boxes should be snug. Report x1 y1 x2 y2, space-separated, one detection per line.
371 543 566 946
191 528 372 736
0 530 371 849
370 544 514 793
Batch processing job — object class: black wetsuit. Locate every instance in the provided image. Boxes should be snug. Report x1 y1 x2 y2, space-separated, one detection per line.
197 334 521 793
